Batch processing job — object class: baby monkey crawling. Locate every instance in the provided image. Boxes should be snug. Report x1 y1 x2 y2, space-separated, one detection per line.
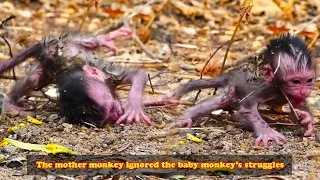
152 34 316 147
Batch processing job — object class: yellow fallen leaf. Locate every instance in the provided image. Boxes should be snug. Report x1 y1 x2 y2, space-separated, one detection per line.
8 123 26 133
26 116 43 125
0 140 9 147
3 138 75 155
170 141 186 149
187 133 203 143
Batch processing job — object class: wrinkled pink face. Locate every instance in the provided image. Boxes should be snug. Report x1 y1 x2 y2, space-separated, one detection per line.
283 70 315 105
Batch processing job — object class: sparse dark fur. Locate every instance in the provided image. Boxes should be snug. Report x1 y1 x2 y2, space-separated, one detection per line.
57 66 104 126
262 34 312 70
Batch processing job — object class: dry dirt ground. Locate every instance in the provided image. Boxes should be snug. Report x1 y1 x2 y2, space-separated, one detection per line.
0 0 320 179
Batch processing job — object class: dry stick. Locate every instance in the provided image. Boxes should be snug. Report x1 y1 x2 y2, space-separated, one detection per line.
0 15 17 81
213 2 253 95
78 0 96 31
0 15 15 28
293 14 320 35
148 74 155 95
280 88 299 122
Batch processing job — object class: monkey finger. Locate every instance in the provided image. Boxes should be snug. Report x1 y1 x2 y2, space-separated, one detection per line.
262 137 270 148
132 112 140 124
108 28 133 40
304 124 314 137
300 117 311 125
277 134 288 143
255 137 263 147
115 113 129 125
125 111 135 125
139 111 151 126
100 41 117 53
181 118 192 127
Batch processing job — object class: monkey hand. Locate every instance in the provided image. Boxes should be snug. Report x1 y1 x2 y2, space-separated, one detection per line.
115 99 151 126
96 28 133 53
255 127 287 148
294 109 314 137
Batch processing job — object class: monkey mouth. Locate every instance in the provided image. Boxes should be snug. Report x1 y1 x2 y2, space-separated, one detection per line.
287 95 305 105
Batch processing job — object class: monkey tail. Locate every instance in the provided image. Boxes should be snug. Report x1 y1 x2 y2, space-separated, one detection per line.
0 43 41 74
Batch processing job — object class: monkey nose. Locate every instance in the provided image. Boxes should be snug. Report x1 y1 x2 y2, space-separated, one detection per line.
300 91 308 96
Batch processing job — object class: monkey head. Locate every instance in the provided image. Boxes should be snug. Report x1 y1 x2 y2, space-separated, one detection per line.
262 34 316 104
57 65 121 128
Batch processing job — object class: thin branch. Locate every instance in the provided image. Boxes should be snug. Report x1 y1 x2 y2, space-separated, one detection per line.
280 88 299 122
1 36 16 81
0 15 15 28
148 74 155 95
213 1 253 95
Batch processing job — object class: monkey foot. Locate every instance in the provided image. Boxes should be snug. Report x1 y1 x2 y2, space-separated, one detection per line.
3 103 34 117
115 101 151 126
96 28 133 53
255 128 287 148
294 109 314 137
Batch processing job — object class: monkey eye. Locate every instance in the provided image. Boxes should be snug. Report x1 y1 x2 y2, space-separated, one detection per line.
292 80 301 84
307 78 313 83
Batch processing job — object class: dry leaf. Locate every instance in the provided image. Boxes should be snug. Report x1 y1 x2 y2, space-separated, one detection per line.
170 0 203 19
196 57 224 77
136 27 150 44
103 9 124 19
267 26 289 35
241 0 282 17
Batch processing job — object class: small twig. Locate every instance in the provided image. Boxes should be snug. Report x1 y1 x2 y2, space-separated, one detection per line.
81 120 97 128
118 142 132 152
0 15 15 28
293 14 320 35
122 0 166 60
280 88 299 122
148 74 155 95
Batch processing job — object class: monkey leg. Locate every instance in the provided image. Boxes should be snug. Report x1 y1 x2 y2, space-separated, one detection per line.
146 77 228 107
4 63 49 116
238 104 288 148
175 86 235 127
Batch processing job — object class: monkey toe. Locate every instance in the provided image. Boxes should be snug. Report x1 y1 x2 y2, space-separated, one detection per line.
255 132 287 148
303 124 314 137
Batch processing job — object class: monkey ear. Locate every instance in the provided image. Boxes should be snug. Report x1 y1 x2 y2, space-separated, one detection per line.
263 65 273 83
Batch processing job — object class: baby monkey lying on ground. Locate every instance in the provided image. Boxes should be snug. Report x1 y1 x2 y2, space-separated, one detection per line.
152 34 316 147
0 28 152 127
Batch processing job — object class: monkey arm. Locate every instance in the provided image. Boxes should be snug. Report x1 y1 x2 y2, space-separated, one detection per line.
144 76 229 107
0 43 42 74
98 62 151 125
173 86 235 127
291 102 314 137
65 28 132 53
238 104 287 147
